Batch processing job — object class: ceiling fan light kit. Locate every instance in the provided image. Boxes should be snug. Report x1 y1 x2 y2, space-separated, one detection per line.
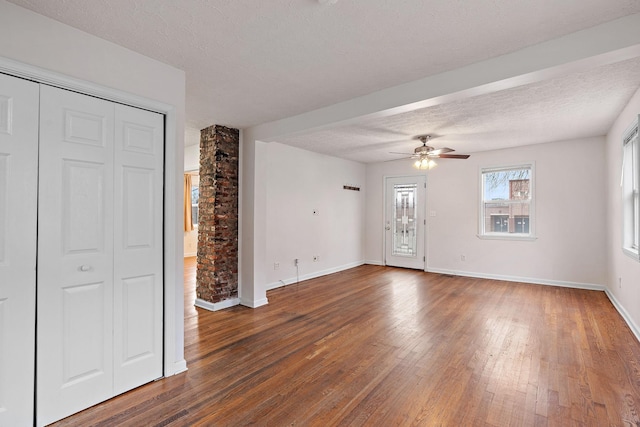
414 157 436 170
389 134 470 169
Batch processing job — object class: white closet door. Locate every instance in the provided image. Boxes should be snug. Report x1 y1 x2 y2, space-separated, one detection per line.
113 104 163 393
37 85 116 426
0 74 39 426
37 85 165 426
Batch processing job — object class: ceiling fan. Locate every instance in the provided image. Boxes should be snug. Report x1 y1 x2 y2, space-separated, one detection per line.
390 135 470 169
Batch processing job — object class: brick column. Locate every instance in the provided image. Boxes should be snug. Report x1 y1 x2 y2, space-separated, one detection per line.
196 125 239 306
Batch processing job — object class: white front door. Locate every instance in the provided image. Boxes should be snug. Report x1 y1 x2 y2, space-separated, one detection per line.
0 73 39 426
384 175 426 270
36 85 164 426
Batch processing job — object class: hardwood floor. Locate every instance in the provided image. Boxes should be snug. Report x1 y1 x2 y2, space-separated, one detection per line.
52 258 640 426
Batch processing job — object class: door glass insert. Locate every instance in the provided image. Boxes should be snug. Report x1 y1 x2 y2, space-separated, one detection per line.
392 184 418 257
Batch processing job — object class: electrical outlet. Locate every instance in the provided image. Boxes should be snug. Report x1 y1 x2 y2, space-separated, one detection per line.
294 258 299 266
619 277 622 288
274 262 279 270
461 255 466 261
313 255 319 262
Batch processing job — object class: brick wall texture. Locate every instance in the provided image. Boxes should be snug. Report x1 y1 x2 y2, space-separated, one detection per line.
196 125 239 304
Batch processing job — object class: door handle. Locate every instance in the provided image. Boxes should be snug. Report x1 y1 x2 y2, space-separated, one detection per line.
79 265 92 272
385 226 391 231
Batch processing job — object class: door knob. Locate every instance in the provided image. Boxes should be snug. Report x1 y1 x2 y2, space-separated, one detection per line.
79 265 92 272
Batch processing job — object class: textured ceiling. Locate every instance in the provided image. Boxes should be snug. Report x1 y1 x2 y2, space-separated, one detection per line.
8 1 640 163
275 56 640 163
7 0 640 134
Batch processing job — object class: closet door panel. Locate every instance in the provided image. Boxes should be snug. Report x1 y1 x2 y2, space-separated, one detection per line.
113 104 164 394
62 160 106 254
0 73 39 427
37 85 115 427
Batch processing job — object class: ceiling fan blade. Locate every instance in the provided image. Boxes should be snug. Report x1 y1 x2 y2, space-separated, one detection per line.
389 151 414 155
384 156 414 162
435 154 470 159
428 147 454 155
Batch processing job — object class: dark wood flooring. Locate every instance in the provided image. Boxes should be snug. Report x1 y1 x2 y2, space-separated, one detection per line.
52 257 640 426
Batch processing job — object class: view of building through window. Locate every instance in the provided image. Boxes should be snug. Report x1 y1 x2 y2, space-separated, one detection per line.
481 166 532 236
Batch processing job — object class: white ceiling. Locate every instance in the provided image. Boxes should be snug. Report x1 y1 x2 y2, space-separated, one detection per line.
276 56 640 163
8 0 640 162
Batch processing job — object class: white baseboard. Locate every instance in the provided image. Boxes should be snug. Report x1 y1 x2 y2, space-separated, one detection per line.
266 260 365 291
604 288 640 343
240 297 269 308
365 260 384 266
184 252 197 258
426 267 606 291
195 297 239 312
171 359 188 375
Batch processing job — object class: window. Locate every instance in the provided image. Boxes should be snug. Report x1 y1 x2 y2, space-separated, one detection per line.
480 164 534 239
622 116 639 260
191 174 200 227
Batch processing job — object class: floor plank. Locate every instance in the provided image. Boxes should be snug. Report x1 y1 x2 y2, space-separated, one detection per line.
50 259 640 426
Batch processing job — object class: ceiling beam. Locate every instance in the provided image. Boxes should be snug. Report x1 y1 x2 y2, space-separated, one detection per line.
248 13 640 142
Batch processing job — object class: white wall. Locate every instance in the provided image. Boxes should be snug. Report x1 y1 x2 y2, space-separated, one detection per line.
183 230 198 258
0 0 187 372
366 138 608 288
606 87 640 335
184 141 201 172
265 142 366 288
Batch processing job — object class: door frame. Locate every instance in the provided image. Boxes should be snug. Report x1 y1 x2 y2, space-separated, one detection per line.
383 174 428 271
0 56 186 378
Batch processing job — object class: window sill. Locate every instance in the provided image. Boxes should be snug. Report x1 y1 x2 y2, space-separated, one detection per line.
622 247 640 262
477 234 537 241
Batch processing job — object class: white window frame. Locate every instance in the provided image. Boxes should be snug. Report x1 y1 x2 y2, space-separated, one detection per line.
478 163 536 241
190 173 199 228
622 116 640 261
